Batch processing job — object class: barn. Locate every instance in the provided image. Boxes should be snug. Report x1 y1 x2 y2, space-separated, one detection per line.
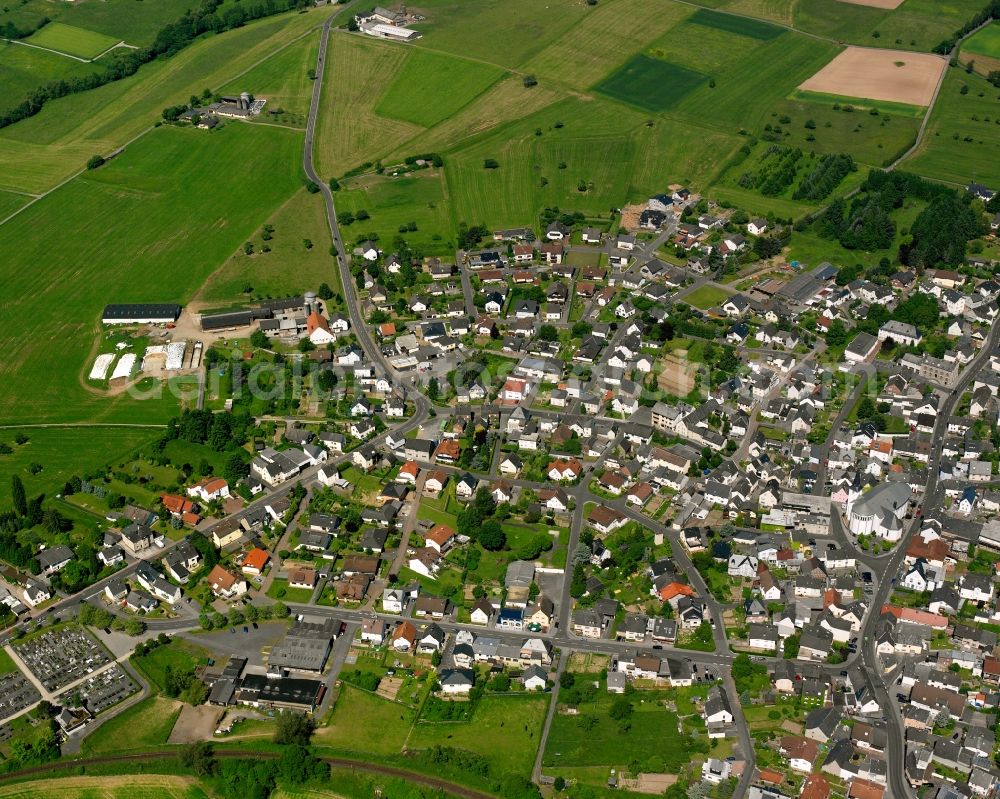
102 304 181 325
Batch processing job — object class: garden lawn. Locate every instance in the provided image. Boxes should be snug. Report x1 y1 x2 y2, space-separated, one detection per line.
267 579 316 604
81 695 181 754
543 697 690 771
27 22 121 59
683 284 733 309
375 49 505 128
316 684 415 755
132 639 211 693
407 694 549 776
0 122 303 426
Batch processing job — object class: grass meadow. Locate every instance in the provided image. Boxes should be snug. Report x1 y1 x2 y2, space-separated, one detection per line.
688 7 785 39
0 8 323 195
0 41 105 119
27 22 121 59
198 187 338 303
409 0 588 68
0 189 28 220
0 0 215 47
81 695 182 755
903 67 1000 186
375 49 505 128
962 21 1000 58
0 427 158 499
336 171 454 255
0 123 303 426
219 29 321 125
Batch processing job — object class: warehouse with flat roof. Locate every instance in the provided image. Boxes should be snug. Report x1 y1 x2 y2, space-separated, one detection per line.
102 304 181 325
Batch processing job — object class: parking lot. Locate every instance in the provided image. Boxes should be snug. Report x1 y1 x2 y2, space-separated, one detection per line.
0 671 40 721
15 627 112 693
57 663 138 715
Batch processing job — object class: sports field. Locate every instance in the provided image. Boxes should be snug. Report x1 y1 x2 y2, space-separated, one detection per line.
26 22 121 59
375 49 505 128
595 55 707 111
0 123 303 426
0 776 209 799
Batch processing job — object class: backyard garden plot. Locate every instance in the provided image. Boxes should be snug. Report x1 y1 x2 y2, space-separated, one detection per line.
26 22 121 59
594 55 707 112
799 47 946 107
375 49 505 129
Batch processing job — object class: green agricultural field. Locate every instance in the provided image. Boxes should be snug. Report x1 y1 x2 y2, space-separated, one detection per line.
220 29 321 125
336 171 454 255
375 49 505 128
961 20 1000 57
0 426 158 499
903 67 1000 186
595 54 708 111
648 18 761 75
0 40 105 119
198 188 337 303
407 694 549 776
27 22 121 59
410 0 587 68
0 123 303 426
688 7 785 39
684 284 734 309
0 9 323 195
314 34 421 178
523 0 692 88
0 776 210 799
0 0 216 48
0 189 29 221
81 695 182 755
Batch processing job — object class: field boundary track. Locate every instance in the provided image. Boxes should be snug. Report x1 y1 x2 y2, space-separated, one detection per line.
0 750 499 799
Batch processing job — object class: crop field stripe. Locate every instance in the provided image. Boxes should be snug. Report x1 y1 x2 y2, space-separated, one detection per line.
688 7 785 40
788 89 925 118
594 54 708 112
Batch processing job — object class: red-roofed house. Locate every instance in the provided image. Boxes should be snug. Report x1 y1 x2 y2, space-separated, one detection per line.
307 311 336 345
425 524 455 553
241 547 270 576
162 493 196 517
